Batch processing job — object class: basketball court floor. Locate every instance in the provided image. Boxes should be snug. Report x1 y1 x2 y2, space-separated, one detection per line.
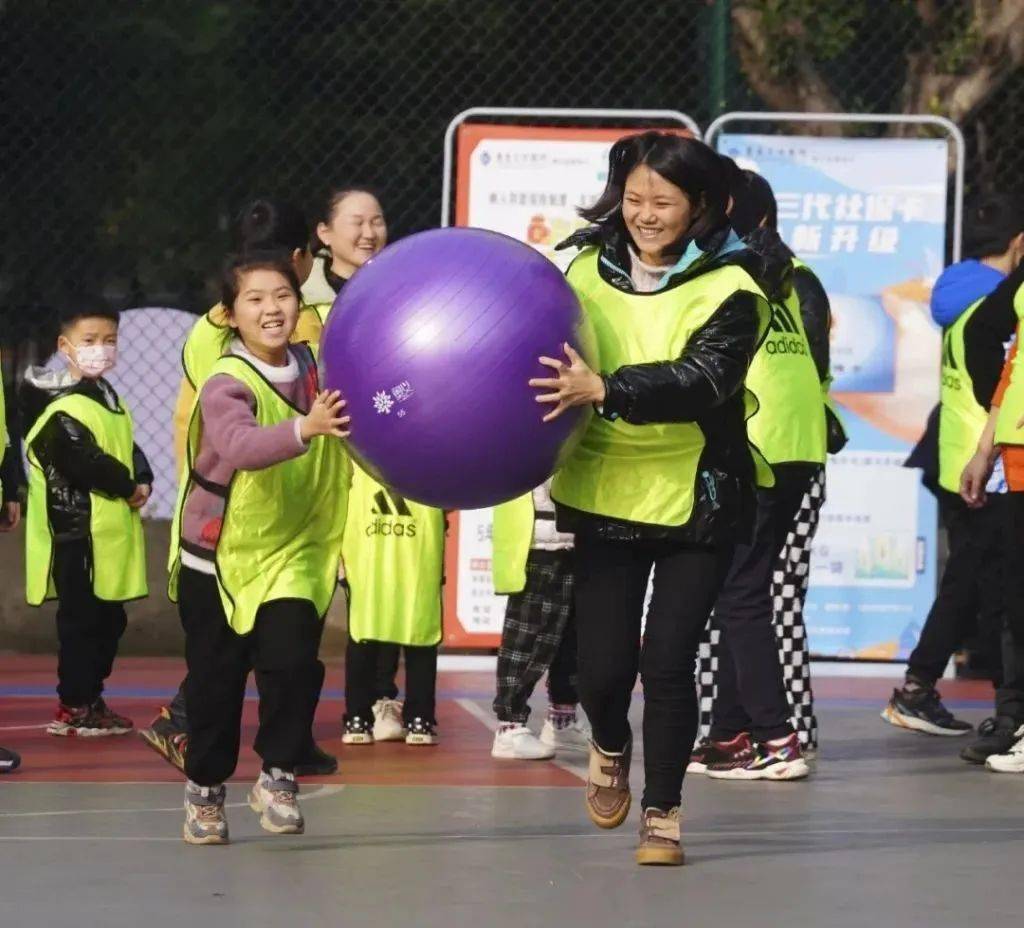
0 654 1020 927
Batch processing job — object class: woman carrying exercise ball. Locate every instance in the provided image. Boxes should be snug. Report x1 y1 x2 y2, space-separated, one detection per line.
532 132 771 867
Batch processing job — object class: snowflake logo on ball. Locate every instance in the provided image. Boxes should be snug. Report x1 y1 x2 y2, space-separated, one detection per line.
372 390 394 415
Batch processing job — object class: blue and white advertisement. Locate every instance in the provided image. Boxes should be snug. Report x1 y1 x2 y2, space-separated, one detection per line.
719 133 949 659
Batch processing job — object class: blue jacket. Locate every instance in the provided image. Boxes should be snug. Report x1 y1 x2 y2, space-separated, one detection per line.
930 259 1004 327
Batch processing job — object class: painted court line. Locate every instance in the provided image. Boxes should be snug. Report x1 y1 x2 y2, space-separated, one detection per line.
0 783 345 819
4 823 1024 844
454 697 588 782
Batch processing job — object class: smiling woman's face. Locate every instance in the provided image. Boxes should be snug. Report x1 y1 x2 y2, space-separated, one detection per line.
621 163 694 264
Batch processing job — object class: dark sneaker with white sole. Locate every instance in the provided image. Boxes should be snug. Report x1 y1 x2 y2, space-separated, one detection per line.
881 687 972 736
0 746 21 774
960 716 1019 764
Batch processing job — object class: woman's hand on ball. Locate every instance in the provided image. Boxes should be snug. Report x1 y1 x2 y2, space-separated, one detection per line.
301 390 351 440
530 343 605 422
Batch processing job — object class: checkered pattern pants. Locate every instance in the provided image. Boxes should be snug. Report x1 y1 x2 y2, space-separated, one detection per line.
493 549 578 724
696 467 826 750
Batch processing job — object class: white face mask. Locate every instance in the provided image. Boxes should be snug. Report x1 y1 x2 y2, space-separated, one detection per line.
68 344 117 378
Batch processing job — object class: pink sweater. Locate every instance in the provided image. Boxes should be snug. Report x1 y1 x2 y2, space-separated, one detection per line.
179 343 317 572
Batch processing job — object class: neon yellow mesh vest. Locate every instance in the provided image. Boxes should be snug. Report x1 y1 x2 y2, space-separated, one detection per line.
168 349 350 634
491 493 535 595
938 297 989 492
342 464 446 646
995 283 1024 446
744 259 827 467
25 391 147 605
552 248 770 527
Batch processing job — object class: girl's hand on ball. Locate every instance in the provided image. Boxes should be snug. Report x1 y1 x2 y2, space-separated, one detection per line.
530 343 605 422
301 390 351 440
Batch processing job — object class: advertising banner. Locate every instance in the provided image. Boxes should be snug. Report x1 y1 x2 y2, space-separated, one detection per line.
719 133 948 658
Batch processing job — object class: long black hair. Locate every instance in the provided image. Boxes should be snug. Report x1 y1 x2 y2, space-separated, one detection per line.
720 158 778 236
580 132 730 247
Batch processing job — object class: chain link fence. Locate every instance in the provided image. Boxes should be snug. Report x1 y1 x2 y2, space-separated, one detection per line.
2 0 1022 491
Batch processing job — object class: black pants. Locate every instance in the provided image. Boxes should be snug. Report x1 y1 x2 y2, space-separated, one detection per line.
345 639 438 724
908 491 1005 687
179 567 324 787
709 469 810 743
994 493 1024 722
52 539 127 707
493 548 578 723
574 534 733 811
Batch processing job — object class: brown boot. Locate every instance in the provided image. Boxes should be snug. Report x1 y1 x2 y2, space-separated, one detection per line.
636 806 684 866
586 736 631 829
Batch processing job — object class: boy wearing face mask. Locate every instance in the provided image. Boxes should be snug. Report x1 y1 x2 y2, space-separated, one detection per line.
20 301 152 736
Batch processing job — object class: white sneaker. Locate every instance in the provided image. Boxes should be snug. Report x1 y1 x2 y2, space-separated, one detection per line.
491 724 555 760
248 769 304 834
539 716 591 753
372 698 405 742
985 725 1024 773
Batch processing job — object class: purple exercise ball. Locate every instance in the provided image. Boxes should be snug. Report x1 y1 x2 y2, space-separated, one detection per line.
320 227 593 510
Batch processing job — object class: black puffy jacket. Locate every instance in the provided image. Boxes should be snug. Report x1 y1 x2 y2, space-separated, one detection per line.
552 223 770 544
20 370 153 543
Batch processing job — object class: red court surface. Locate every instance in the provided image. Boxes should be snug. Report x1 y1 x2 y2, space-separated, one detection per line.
0 654 995 785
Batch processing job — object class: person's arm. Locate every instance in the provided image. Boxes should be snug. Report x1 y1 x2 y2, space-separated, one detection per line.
961 406 1001 508
600 290 765 425
963 264 1023 409
32 414 136 499
132 443 154 487
793 266 830 383
199 376 349 472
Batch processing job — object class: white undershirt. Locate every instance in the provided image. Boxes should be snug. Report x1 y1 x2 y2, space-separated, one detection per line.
628 247 671 293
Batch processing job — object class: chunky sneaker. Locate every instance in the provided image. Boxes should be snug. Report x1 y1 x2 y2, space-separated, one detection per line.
586 736 632 829
342 716 375 745
47 701 133 737
138 707 187 770
183 782 228 846
985 725 1024 774
249 769 304 834
405 717 439 745
0 746 21 774
706 732 810 781
636 807 684 866
295 741 338 777
492 724 555 760
960 716 1019 764
372 698 406 742
687 732 751 775
540 715 591 754
881 686 972 736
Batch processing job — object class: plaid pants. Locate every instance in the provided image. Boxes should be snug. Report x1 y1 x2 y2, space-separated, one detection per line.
493 548 578 724
697 467 825 749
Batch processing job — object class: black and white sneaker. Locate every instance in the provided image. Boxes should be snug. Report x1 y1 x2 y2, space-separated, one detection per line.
0 746 21 774
881 687 972 736
341 716 374 745
405 718 438 746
